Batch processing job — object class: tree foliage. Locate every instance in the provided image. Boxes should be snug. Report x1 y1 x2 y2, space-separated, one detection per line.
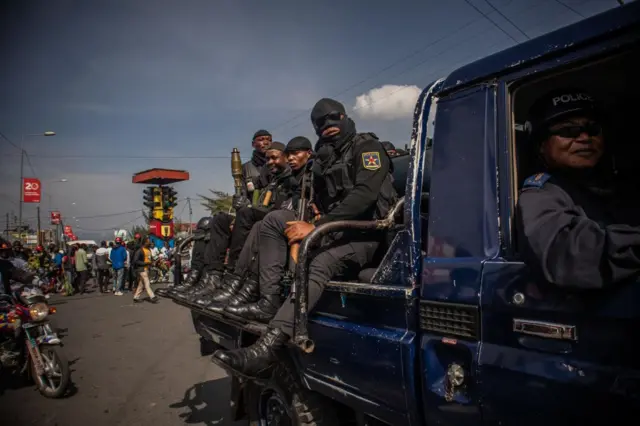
199 190 233 215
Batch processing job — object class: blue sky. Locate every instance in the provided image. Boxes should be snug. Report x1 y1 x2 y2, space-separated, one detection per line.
0 0 615 240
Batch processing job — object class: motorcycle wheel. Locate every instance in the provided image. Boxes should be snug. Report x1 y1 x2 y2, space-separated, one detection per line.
32 345 71 398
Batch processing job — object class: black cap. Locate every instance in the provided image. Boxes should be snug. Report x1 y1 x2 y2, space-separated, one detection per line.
252 129 272 141
527 88 599 136
381 141 396 152
285 136 312 152
266 141 286 152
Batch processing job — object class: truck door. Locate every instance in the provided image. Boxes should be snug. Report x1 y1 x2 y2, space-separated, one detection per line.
419 84 497 426
479 262 640 425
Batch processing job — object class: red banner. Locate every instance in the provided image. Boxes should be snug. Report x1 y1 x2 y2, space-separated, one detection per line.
51 211 61 225
64 225 73 236
22 178 41 203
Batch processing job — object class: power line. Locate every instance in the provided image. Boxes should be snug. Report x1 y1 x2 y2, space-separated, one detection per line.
482 0 530 39
462 0 520 43
73 215 144 232
5 154 245 160
554 0 585 17
269 17 485 132
0 130 21 151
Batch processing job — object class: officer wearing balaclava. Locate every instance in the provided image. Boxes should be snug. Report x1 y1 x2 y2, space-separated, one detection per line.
517 88 640 289
212 97 397 376
233 129 273 210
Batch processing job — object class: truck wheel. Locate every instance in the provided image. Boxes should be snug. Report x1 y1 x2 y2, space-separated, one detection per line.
247 363 339 426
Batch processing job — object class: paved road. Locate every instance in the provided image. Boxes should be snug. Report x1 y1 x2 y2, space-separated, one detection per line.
0 284 243 426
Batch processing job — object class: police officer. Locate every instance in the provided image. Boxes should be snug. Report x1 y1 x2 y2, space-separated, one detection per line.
234 129 273 209
223 136 313 320
167 216 211 296
517 88 640 289
212 98 396 375
186 142 296 304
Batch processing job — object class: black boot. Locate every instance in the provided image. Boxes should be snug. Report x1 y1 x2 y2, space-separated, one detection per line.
224 294 281 323
173 275 209 300
205 278 259 314
202 273 243 312
168 269 201 295
188 270 224 302
212 328 287 377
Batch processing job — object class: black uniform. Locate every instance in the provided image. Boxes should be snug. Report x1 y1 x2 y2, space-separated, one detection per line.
517 172 640 289
205 166 298 275
241 151 269 202
269 124 396 336
253 164 312 298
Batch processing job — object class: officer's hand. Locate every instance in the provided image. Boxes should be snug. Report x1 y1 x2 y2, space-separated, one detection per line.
232 194 250 210
310 203 321 222
285 221 315 244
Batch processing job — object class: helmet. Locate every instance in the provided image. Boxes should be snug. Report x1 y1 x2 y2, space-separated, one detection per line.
115 237 123 244
12 240 22 248
135 233 141 239
0 242 10 250
36 245 43 252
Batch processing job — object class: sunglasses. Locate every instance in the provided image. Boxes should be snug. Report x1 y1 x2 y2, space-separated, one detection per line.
313 112 342 130
548 122 602 139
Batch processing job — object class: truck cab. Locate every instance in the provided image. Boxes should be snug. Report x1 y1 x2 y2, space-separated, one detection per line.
179 3 640 424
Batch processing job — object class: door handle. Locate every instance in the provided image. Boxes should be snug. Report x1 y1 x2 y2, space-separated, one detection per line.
513 319 577 341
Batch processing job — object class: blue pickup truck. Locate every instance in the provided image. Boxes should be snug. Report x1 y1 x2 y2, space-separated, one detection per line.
175 3 640 425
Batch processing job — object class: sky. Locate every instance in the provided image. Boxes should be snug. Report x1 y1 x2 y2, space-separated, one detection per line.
0 0 617 241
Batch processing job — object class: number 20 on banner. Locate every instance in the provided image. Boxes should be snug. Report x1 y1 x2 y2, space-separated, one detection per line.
23 178 41 203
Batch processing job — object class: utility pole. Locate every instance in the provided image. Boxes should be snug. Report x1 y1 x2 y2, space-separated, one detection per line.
37 206 41 245
18 141 24 241
187 197 193 235
4 213 8 239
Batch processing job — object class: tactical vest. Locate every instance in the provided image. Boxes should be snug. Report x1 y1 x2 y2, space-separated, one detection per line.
322 133 397 220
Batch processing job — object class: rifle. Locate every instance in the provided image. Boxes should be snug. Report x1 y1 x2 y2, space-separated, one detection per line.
290 160 313 264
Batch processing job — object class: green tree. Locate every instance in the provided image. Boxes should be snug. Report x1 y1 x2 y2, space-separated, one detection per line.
199 190 233 215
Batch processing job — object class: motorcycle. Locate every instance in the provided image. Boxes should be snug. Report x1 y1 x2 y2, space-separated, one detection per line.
0 285 71 398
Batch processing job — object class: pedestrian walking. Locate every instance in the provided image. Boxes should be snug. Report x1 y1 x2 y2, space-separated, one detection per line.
75 244 89 294
93 241 110 293
109 237 127 296
133 238 158 303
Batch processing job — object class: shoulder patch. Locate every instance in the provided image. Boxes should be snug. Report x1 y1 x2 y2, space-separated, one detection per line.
362 152 382 170
522 173 551 189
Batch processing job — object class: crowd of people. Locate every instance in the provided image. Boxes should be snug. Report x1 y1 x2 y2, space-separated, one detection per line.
0 234 180 303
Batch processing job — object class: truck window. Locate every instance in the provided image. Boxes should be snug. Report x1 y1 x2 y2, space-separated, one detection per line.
510 47 639 253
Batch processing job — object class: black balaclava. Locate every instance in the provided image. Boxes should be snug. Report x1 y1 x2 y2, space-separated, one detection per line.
310 98 356 168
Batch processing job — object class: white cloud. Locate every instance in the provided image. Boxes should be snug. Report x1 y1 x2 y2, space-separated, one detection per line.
353 84 422 120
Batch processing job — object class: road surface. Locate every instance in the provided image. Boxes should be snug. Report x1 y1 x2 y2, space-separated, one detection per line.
0 284 243 426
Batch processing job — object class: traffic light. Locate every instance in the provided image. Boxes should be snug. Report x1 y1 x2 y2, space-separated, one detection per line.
163 187 178 209
152 187 162 209
143 187 155 210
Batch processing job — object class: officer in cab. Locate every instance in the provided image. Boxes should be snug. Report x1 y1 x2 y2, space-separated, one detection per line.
517 88 640 289
212 97 397 375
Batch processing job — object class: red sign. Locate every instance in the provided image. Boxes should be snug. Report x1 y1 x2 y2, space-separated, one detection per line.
149 219 173 238
64 225 73 236
51 211 61 225
22 178 41 203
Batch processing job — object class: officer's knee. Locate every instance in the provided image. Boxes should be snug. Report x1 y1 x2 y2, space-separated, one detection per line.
308 250 337 286
263 210 288 232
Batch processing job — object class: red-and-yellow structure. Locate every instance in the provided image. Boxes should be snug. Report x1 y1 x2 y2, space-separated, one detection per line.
132 168 189 240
